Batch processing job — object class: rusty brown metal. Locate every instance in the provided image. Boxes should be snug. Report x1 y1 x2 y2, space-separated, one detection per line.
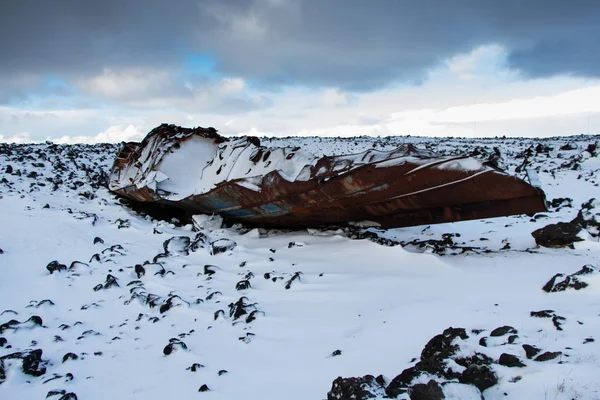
109 124 547 228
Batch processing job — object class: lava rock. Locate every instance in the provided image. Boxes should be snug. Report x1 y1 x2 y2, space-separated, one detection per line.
236 280 251 290
490 326 517 337
572 198 600 238
498 353 525 368
421 327 468 360
135 264 145 278
459 364 497 392
46 260 68 274
531 222 583 248
409 380 445 400
62 353 79 363
163 339 188 355
210 238 237 255
542 265 596 292
198 384 210 392
534 351 562 362
327 375 385 400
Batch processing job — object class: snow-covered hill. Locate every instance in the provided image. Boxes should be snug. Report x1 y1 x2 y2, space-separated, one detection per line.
1 134 599 400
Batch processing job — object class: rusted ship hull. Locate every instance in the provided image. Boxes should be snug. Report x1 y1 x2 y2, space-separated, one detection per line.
109 124 547 229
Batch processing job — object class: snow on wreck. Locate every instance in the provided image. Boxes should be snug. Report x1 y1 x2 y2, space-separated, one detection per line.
108 124 547 228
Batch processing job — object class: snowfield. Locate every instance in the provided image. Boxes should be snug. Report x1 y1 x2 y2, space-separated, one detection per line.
1 134 599 400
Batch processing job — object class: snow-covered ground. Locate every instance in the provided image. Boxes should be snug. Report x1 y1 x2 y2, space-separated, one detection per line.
1 134 599 400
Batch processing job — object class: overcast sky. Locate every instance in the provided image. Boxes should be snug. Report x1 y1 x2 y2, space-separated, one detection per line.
1 0 600 143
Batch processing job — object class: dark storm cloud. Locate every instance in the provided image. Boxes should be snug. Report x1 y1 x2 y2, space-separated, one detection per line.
1 0 600 94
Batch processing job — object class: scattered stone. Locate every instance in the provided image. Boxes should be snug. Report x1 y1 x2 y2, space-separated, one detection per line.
46 260 68 274
530 310 554 318
198 384 210 392
284 271 302 290
204 265 219 276
330 349 342 357
409 379 444 400
531 222 583 248
218 369 228 376
490 326 517 337
210 238 237 255
236 280 251 290
163 338 188 355
572 198 600 238
459 364 497 392
534 351 562 362
328 375 386 400
62 353 79 363
542 265 596 292
186 363 204 372
135 264 145 278
522 344 541 359
93 237 104 244
498 353 525 368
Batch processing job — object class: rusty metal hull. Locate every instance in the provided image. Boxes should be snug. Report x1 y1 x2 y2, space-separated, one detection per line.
109 124 547 229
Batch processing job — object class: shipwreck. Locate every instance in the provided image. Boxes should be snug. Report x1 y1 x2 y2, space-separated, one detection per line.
109 124 547 228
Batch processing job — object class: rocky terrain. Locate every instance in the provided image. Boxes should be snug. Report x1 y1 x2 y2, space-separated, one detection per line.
0 133 599 400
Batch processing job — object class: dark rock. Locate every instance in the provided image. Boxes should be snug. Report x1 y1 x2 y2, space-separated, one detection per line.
572 198 600 238
421 327 468 360
46 389 66 398
330 349 342 357
284 271 302 289
236 280 251 290
454 353 494 369
14 349 48 376
498 353 525 368
93 237 104 244
459 364 497 392
0 337 6 347
104 274 119 289
228 297 256 320
135 264 145 278
531 222 583 248
409 380 445 400
163 339 187 355
47 260 68 274
245 310 262 323
534 351 562 362
507 335 518 344
530 310 555 318
198 384 210 392
387 327 469 397
218 369 228 376
550 197 573 209
204 265 218 276
186 363 204 372
490 326 517 337
328 375 385 400
62 353 79 363
58 394 77 400
162 236 191 256
210 238 237 255
552 315 566 331
542 265 596 292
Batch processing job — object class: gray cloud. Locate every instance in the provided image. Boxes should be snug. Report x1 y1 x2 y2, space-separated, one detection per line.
1 0 600 96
